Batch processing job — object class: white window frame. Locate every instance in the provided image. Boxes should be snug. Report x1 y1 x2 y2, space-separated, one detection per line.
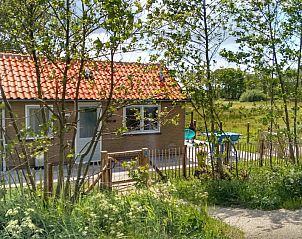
123 105 160 134
25 105 53 139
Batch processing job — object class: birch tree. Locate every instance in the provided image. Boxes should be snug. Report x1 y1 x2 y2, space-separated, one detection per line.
222 0 302 163
0 0 144 202
147 0 229 178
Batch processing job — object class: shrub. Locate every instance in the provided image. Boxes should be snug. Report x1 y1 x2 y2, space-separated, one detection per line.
172 165 302 210
239 89 267 102
201 167 287 209
0 183 243 238
205 179 247 207
212 166 302 210
283 169 302 195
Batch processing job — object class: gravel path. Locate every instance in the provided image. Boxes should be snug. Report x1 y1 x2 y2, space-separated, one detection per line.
209 207 302 239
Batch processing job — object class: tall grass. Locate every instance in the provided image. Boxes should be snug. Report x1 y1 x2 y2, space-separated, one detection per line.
173 165 302 210
0 183 243 238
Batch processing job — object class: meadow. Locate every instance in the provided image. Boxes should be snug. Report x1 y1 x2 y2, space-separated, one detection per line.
187 100 302 143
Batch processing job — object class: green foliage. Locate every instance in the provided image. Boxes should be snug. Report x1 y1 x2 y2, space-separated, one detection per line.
0 184 243 238
122 160 150 188
239 90 267 102
175 165 302 210
244 73 270 95
213 68 246 100
222 0 302 163
281 168 302 199
171 179 208 206
147 0 229 138
0 0 146 201
205 179 248 206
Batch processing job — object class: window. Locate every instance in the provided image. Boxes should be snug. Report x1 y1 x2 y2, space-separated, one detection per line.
25 105 52 138
124 105 160 133
79 107 97 138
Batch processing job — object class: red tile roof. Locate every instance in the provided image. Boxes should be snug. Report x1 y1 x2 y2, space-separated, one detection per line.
0 53 184 100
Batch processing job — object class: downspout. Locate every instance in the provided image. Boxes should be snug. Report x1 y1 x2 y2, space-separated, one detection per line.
0 97 6 172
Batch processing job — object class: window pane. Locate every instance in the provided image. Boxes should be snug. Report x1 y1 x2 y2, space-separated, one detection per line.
125 107 141 131
80 108 97 138
28 107 50 135
144 107 159 131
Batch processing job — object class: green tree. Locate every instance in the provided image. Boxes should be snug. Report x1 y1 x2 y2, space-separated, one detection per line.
147 0 230 178
0 0 144 202
222 0 297 163
213 68 245 100
244 72 270 94
283 0 302 160
0 0 50 195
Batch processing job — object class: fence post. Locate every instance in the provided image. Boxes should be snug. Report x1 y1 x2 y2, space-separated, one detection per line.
139 148 150 186
139 148 149 167
259 139 264 167
47 163 53 197
101 151 112 190
247 122 250 144
182 145 187 178
224 141 231 165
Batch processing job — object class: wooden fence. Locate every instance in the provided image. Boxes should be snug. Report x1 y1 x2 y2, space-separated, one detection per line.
0 141 300 199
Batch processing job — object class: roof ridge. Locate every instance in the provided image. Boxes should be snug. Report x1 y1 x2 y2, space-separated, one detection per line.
110 61 160 66
0 52 32 59
0 53 162 66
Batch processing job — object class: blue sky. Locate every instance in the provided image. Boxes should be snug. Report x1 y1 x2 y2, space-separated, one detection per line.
89 27 239 70
113 36 239 70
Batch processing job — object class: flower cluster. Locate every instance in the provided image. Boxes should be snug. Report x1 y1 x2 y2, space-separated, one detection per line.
4 206 42 238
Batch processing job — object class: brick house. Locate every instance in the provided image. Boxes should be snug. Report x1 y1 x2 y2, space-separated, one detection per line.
0 53 185 169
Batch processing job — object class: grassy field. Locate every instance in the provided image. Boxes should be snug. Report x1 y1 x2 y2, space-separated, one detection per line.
186 100 302 143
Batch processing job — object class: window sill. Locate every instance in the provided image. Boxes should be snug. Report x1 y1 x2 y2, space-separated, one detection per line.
25 136 54 141
123 131 161 136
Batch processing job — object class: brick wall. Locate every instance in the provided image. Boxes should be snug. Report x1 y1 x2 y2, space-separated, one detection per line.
4 101 75 167
102 101 185 152
3 100 185 167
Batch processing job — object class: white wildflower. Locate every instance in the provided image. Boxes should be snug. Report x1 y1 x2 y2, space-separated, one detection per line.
5 219 22 238
5 208 19 217
21 216 37 231
116 221 124 227
90 212 97 219
24 208 35 216
116 232 124 238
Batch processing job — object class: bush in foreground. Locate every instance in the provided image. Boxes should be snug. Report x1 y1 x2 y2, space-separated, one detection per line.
0 183 243 239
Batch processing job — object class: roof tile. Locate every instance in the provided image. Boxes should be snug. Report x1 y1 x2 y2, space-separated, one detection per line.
0 53 185 101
